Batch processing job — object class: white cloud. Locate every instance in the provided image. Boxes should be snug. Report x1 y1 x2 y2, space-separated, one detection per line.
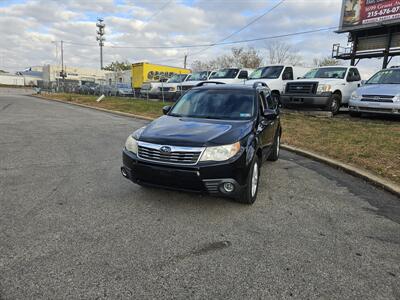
0 0 394 76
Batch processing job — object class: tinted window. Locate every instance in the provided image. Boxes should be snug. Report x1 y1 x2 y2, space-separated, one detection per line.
249 66 284 79
210 68 240 79
282 67 293 80
169 89 255 120
347 68 361 81
187 71 209 81
367 69 400 84
303 67 347 79
238 70 248 79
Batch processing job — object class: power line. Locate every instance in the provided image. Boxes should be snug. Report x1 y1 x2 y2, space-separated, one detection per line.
143 0 173 25
62 26 337 50
189 0 286 57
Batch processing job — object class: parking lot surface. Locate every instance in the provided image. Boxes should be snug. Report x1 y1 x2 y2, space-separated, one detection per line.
0 92 399 299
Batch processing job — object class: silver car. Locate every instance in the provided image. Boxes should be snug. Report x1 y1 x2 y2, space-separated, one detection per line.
349 67 400 116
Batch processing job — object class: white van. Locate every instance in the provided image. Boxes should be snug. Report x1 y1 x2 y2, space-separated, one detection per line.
245 65 310 103
208 68 253 84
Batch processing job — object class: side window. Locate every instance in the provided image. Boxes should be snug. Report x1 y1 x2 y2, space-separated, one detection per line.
265 92 275 109
347 68 360 82
353 68 361 81
238 70 248 79
258 93 266 115
282 67 293 80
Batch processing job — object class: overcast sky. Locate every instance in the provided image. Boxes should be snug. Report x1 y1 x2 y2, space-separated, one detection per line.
0 0 398 78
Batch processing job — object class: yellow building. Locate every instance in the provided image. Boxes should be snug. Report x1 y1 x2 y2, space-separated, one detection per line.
132 62 190 89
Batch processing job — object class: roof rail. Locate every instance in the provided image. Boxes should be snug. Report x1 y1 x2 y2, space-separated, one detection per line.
252 81 268 89
195 81 226 87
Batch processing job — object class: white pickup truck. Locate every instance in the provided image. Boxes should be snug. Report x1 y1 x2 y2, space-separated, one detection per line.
208 68 253 84
176 70 215 94
281 66 362 115
245 65 310 103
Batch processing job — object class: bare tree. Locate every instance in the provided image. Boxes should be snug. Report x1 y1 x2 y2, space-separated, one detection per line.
313 57 341 67
267 41 302 66
190 47 263 71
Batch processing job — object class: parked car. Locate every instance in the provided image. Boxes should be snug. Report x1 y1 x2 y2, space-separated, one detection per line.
349 67 400 116
121 82 281 204
176 71 215 94
245 65 310 104
157 74 191 101
79 82 98 95
281 66 362 114
208 68 253 84
114 83 134 97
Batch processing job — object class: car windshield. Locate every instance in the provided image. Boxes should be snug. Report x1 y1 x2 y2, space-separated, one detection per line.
167 74 188 83
249 66 283 79
117 83 130 88
210 68 240 79
187 71 209 81
366 69 400 84
303 67 347 79
169 89 255 120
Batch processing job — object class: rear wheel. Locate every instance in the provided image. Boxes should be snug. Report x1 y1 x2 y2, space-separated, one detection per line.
237 158 260 205
327 94 341 115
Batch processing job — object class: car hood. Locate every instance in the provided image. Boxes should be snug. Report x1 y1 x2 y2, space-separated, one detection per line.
138 115 254 147
355 84 399 96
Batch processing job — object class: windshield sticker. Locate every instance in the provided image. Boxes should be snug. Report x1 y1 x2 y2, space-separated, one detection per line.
240 113 251 118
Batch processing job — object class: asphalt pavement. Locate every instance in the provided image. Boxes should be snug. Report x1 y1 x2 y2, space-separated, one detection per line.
0 90 399 299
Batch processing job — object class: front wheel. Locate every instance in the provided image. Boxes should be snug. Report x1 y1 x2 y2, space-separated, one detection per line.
267 134 280 161
237 158 260 205
327 94 341 115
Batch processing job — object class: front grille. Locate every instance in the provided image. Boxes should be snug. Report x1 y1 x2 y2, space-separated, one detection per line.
180 85 193 91
138 142 203 165
361 95 394 103
160 87 171 92
286 82 318 94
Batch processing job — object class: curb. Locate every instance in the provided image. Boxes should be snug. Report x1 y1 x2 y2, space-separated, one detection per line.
282 145 400 197
32 94 155 121
32 94 400 198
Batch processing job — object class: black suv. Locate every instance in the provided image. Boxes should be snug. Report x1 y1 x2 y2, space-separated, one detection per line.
121 82 281 204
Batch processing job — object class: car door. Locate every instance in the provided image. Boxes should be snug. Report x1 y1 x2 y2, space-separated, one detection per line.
256 91 275 161
343 68 362 103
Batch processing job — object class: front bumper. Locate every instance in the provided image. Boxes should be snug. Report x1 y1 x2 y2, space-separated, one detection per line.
281 93 332 108
158 91 180 101
121 149 249 198
349 100 400 115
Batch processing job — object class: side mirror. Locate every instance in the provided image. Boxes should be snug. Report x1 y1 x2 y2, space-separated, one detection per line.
163 105 171 115
263 108 277 121
361 80 366 86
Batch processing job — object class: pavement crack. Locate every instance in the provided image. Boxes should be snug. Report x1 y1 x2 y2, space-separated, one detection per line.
0 103 12 112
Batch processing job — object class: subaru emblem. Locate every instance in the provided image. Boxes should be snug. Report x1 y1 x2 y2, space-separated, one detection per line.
160 146 172 153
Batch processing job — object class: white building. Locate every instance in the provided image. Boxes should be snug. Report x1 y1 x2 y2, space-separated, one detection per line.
42 65 111 85
0 74 25 86
105 70 132 86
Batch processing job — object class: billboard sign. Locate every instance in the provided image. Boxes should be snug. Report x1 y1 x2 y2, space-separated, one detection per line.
340 0 400 31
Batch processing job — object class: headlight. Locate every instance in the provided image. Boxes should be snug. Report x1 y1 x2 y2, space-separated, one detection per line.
393 94 400 103
200 142 241 162
125 135 138 154
350 91 362 101
316 84 332 94
170 87 176 92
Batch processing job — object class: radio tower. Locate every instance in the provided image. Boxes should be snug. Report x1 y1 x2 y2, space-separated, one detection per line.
96 18 106 70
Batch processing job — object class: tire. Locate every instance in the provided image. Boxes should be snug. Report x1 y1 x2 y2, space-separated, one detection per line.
267 133 280 161
272 92 281 107
349 111 361 118
327 94 341 115
237 157 261 205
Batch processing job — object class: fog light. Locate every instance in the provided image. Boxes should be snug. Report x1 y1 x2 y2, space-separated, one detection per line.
223 182 235 193
121 167 128 178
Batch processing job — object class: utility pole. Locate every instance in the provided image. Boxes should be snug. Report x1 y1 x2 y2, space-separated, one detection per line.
60 40 66 91
184 54 188 69
96 18 106 70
